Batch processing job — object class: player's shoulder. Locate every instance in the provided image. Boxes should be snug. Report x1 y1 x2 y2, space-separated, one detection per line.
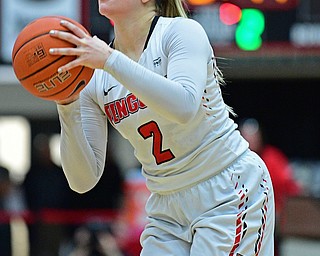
157 16 210 52
158 16 207 40
158 16 203 31
158 16 201 26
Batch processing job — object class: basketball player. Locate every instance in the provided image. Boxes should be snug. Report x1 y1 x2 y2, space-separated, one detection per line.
49 0 275 255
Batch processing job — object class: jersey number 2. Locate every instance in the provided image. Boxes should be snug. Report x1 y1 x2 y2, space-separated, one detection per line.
138 121 175 165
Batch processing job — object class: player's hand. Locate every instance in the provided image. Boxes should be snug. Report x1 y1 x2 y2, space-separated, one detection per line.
49 20 113 73
55 94 79 105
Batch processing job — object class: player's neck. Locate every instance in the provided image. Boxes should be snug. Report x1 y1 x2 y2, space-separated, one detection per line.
113 12 156 61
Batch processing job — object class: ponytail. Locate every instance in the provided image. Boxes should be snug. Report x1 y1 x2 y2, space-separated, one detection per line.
156 0 189 18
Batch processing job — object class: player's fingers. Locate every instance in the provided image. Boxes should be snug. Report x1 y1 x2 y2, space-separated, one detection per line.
49 47 82 57
49 29 82 46
60 20 87 39
56 58 83 73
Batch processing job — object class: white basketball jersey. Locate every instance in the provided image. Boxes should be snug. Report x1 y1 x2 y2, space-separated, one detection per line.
58 16 248 193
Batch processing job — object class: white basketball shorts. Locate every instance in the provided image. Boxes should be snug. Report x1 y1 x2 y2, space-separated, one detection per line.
140 150 275 256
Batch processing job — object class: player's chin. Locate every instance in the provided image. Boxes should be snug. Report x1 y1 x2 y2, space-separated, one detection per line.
98 2 120 20
98 2 111 16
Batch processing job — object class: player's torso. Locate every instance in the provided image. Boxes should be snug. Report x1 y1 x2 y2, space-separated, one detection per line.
92 18 208 168
89 17 247 188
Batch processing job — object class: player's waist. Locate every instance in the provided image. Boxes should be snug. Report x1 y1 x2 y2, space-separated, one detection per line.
143 133 248 194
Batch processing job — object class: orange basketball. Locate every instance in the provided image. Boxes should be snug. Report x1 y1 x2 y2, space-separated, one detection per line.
12 16 94 101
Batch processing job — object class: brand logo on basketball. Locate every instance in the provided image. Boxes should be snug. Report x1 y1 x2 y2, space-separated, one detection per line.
34 71 71 93
26 43 47 67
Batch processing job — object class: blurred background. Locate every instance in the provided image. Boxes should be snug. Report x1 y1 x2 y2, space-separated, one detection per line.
0 0 320 255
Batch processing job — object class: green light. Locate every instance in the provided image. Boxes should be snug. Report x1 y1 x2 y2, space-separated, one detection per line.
235 9 265 51
236 26 263 51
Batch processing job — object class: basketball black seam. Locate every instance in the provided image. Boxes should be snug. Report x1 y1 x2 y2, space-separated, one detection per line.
19 55 67 81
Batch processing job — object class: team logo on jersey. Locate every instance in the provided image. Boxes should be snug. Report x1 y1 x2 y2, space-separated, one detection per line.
153 57 161 67
104 93 146 125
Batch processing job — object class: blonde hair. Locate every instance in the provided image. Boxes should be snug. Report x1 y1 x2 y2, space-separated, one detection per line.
214 59 237 117
156 0 188 18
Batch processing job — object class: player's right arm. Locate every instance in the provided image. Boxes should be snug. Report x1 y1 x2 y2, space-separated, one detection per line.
57 76 108 193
